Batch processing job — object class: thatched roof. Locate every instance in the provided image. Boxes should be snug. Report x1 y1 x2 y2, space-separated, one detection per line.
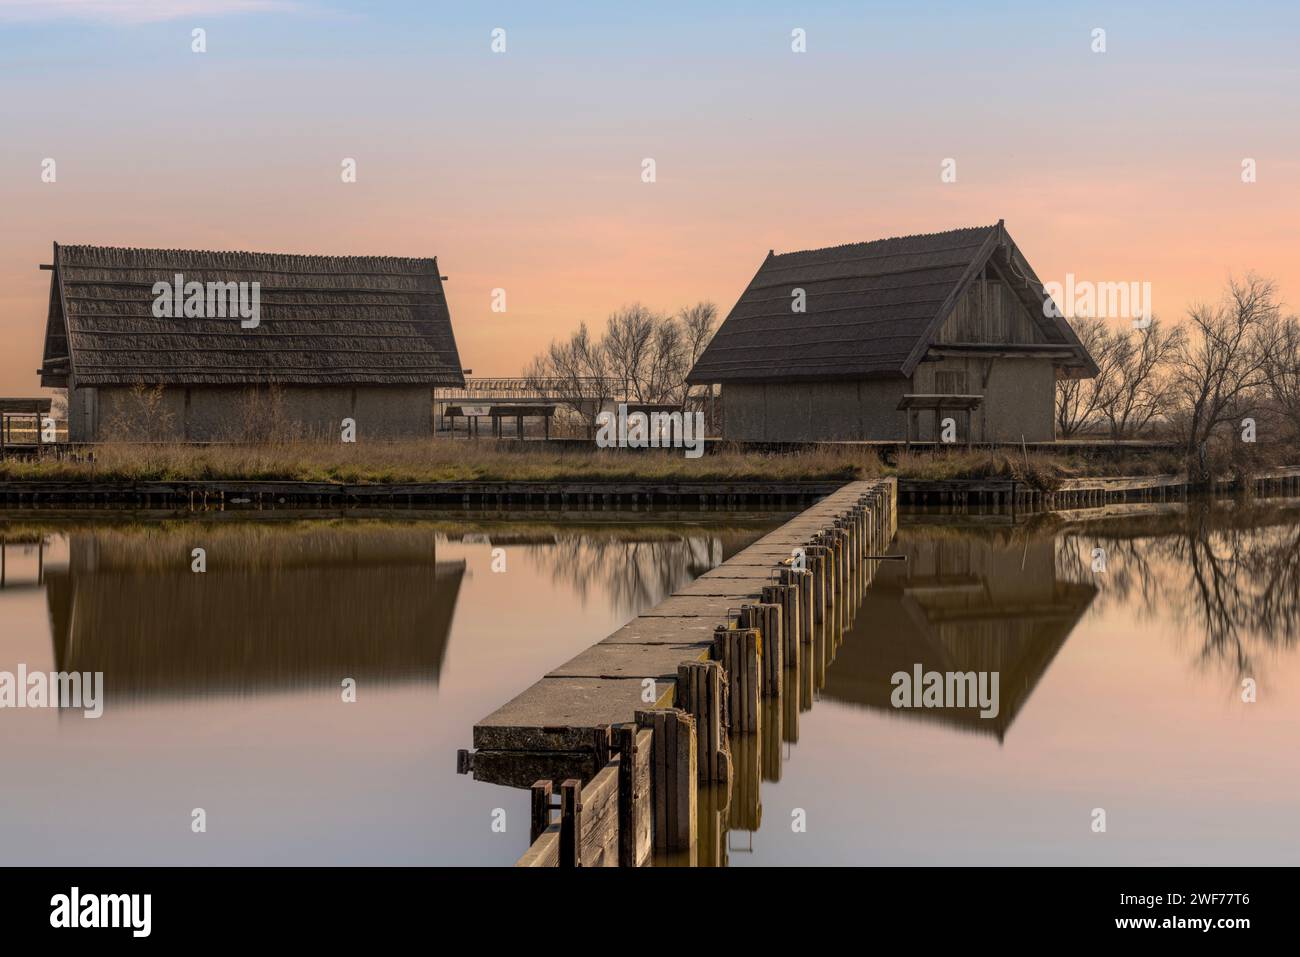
687 221 1097 384
39 243 465 388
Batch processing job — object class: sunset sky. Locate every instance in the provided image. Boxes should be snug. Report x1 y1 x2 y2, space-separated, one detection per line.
2 0 1297 395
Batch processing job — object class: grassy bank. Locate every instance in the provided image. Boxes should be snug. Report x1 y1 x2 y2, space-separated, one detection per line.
0 441 871 485
0 440 1233 489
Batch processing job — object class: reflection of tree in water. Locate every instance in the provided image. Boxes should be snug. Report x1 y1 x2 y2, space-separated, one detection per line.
1057 502 1300 677
1056 535 1160 621
493 527 769 619
542 536 714 616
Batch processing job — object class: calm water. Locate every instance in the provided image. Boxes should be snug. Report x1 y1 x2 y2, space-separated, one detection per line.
0 513 781 865
1 502 1297 865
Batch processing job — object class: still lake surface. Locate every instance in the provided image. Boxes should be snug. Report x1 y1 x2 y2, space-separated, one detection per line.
1 501 1297 865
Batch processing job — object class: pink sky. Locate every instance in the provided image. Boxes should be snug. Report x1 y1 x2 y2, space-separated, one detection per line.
2 2 1297 395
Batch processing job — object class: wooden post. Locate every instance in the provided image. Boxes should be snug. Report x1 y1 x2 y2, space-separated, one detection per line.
636 709 697 856
740 602 782 699
671 710 697 853
804 545 828 630
530 780 553 844
616 724 653 867
676 660 728 783
762 581 801 669
714 626 761 733
559 779 582 867
787 566 814 651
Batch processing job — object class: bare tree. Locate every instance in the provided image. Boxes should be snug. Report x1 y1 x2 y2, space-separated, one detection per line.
523 321 615 430
524 301 718 418
1095 318 1184 439
1261 314 1300 443
1169 275 1284 477
679 302 718 368
1055 316 1116 437
603 304 659 403
642 317 688 404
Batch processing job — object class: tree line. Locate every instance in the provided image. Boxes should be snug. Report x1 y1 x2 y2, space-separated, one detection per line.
523 302 718 428
1056 275 1300 477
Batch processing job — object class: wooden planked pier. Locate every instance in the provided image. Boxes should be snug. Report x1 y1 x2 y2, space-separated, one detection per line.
458 478 898 866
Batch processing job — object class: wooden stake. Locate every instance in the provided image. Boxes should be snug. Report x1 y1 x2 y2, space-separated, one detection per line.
559 779 581 867
530 779 553 844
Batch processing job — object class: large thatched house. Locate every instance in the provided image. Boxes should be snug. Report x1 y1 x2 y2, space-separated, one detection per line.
687 222 1098 443
38 243 464 441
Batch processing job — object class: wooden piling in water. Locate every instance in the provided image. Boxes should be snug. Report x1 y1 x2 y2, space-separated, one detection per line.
714 626 761 733
740 602 782 700
530 779 553 844
780 567 814 652
804 545 829 632
637 709 697 857
559 779 581 867
614 724 652 867
761 581 801 669
675 660 729 784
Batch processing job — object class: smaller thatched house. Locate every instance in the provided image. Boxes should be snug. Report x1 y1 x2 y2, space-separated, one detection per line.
687 222 1098 443
38 243 465 441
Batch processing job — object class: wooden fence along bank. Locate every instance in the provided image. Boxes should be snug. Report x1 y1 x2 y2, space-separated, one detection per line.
456 478 898 866
4 467 1296 513
899 465 1300 510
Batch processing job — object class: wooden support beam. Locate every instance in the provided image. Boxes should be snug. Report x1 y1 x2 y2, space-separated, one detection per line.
761 582 800 669
615 725 652 867
575 762 620 866
559 779 581 867
636 709 698 858
675 660 729 784
714 626 761 733
530 779 553 844
740 602 782 699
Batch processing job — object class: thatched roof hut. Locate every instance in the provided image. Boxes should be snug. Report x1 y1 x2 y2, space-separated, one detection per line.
38 243 465 440
687 222 1098 442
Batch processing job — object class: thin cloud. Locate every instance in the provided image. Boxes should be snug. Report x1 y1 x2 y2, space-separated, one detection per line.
0 0 303 24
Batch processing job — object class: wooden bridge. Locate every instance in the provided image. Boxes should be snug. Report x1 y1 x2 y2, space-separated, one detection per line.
457 478 898 866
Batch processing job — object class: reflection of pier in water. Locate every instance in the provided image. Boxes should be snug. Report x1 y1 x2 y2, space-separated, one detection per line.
43 525 466 698
822 529 1097 740
702 525 1096 866
477 504 1107 867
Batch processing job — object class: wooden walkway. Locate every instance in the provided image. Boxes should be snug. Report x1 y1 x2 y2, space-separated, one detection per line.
458 478 898 866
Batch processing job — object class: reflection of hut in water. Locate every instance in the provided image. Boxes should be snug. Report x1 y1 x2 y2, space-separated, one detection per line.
822 528 1096 740
44 525 465 699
